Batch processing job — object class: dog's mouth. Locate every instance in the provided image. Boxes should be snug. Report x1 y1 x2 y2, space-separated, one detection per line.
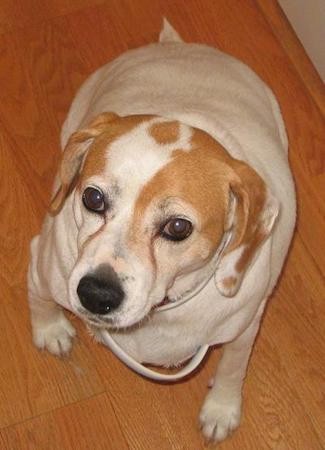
76 308 113 326
76 294 173 328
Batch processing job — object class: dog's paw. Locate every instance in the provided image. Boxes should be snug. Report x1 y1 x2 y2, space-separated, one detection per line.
199 392 242 443
33 314 76 356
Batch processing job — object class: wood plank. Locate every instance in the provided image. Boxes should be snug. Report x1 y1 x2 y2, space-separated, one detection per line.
0 393 129 450
0 0 106 35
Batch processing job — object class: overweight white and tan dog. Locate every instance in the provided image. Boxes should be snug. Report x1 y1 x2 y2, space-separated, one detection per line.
28 20 296 442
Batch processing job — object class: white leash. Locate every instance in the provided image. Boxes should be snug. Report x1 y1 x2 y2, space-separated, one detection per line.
101 231 232 382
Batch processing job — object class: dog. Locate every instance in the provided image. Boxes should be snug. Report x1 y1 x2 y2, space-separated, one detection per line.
28 20 296 442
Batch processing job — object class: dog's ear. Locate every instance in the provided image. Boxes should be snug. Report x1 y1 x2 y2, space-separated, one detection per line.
215 160 279 296
49 112 119 215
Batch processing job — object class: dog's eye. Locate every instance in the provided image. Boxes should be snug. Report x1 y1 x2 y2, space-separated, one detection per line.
82 187 106 213
161 218 193 241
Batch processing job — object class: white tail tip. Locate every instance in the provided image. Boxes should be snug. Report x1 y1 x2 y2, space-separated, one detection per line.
159 18 183 43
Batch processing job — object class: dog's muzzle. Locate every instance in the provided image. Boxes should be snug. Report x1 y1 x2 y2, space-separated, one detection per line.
77 264 125 315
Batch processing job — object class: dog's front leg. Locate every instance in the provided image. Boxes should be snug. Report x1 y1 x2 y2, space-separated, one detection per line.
199 302 266 443
28 236 76 356
29 293 76 356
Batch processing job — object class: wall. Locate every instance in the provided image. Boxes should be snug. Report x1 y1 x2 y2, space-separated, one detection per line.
278 0 325 80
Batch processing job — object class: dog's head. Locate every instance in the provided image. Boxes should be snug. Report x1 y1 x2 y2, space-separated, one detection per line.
50 113 278 328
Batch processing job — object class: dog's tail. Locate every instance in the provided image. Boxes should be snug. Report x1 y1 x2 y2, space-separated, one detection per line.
159 18 183 43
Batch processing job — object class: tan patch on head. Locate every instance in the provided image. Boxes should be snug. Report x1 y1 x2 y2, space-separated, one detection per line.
130 128 234 255
129 125 272 288
80 114 154 183
149 121 180 145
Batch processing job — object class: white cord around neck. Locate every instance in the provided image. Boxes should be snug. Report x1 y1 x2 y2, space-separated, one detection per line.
101 331 209 381
101 230 232 382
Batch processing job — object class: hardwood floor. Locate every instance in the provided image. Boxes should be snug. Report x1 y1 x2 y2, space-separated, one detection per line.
0 1 324 448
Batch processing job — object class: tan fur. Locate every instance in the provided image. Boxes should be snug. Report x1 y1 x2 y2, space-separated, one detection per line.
50 113 153 214
192 130 270 282
227 163 268 277
130 128 232 260
149 121 180 145
130 127 269 280
221 276 238 291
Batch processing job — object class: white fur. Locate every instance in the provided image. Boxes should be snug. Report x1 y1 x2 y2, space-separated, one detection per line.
28 20 296 443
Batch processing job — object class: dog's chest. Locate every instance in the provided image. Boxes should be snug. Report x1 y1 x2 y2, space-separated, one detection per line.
107 263 270 367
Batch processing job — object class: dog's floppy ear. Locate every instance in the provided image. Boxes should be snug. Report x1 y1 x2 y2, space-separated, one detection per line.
215 160 279 296
49 112 119 215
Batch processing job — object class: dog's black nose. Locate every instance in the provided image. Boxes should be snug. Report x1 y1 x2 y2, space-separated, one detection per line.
77 265 124 315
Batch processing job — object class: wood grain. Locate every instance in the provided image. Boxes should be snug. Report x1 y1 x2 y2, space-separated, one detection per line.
0 0 324 449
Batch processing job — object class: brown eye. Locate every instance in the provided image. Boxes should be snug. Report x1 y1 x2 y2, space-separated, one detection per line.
82 187 106 213
161 218 193 242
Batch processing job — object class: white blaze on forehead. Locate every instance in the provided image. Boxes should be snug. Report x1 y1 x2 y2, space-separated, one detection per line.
105 118 193 197
79 117 194 268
